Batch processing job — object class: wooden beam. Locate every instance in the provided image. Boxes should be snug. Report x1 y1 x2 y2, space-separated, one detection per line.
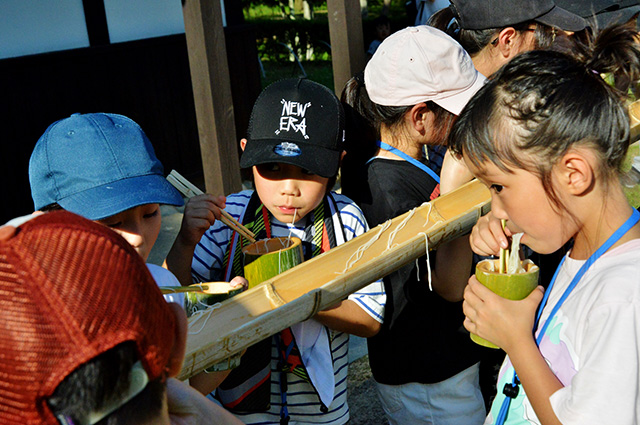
179 179 491 379
182 0 242 195
327 0 366 94
82 0 110 46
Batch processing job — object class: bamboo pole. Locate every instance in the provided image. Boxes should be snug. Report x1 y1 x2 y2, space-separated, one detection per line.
178 179 491 380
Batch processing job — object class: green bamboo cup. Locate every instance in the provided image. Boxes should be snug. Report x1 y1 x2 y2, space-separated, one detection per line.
242 236 304 289
470 258 540 349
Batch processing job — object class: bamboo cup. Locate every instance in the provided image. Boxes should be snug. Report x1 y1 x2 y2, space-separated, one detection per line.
242 237 304 289
470 258 540 349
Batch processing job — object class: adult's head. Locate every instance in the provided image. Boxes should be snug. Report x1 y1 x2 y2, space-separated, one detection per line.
430 0 587 76
0 211 187 424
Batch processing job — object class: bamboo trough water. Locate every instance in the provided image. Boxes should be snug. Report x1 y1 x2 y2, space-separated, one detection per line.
178 179 491 380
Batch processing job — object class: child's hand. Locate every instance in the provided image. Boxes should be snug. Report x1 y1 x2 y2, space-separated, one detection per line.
462 276 545 353
469 211 512 256
177 194 227 248
230 276 249 291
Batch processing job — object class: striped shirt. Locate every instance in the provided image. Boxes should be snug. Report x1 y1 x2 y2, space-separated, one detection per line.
192 190 386 424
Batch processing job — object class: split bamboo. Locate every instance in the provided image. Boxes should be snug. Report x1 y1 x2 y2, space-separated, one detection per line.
178 179 491 380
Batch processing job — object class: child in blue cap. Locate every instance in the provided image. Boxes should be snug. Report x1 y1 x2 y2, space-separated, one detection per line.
28 112 216 304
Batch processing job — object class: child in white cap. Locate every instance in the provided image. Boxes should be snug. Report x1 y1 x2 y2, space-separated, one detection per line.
342 25 488 424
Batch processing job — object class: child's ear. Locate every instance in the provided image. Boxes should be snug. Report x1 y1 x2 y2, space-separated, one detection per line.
409 103 430 133
558 149 595 196
240 138 248 151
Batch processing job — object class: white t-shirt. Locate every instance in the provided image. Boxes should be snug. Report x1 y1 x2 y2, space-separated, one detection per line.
193 190 386 424
147 263 185 307
486 239 640 424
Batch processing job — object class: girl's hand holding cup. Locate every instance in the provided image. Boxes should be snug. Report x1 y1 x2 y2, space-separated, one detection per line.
463 274 545 352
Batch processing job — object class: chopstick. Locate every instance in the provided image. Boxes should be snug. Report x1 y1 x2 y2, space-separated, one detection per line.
160 285 211 294
167 170 257 243
499 219 508 274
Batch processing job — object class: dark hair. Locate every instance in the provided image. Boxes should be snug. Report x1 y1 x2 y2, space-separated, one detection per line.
48 342 165 425
342 73 456 141
429 7 560 56
449 24 640 208
40 202 64 212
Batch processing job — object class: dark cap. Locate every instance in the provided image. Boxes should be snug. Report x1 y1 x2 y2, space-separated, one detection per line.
555 0 640 28
240 78 346 178
450 0 587 31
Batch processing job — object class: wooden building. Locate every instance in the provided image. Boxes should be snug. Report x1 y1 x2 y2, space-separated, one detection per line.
0 0 364 223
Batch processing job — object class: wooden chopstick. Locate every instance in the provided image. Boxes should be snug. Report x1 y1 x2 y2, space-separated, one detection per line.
499 219 508 274
161 285 210 294
167 170 257 243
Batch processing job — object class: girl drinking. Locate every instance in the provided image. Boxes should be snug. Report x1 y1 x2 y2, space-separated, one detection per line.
450 24 640 424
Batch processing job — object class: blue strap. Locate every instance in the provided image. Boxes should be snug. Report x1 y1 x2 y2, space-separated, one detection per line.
496 208 640 425
374 141 441 183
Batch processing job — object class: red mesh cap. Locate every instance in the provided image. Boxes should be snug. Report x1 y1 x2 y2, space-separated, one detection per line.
0 211 176 425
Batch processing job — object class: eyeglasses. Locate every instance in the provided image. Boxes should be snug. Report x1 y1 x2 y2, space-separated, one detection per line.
490 28 536 46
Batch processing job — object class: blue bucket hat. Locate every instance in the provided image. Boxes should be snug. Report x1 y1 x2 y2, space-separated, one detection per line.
29 113 184 220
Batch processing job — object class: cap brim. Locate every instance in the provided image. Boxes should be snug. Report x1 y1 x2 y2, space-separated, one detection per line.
536 5 587 31
240 139 340 178
596 6 640 28
432 73 487 116
59 174 184 220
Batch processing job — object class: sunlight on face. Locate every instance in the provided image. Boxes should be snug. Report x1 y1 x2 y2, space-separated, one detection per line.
97 203 161 262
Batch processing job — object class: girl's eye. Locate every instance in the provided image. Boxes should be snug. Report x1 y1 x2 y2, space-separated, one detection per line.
490 184 504 193
301 168 315 176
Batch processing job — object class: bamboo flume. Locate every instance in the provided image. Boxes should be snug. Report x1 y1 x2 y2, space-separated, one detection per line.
178 179 491 380
177 101 640 380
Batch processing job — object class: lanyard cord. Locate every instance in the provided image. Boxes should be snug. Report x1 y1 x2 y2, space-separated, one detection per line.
496 208 640 424
373 141 441 183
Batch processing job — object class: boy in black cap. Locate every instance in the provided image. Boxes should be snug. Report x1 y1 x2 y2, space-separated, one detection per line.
166 78 385 424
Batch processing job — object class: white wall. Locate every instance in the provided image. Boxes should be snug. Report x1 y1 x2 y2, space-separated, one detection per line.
104 0 185 44
0 0 188 60
0 0 89 59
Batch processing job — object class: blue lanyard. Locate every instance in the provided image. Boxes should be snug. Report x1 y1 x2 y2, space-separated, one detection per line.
496 208 640 424
373 141 441 183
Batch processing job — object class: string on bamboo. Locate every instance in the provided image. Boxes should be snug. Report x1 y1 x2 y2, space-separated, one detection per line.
188 302 223 335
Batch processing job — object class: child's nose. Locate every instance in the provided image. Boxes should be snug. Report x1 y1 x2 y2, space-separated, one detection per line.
490 197 508 221
280 179 300 196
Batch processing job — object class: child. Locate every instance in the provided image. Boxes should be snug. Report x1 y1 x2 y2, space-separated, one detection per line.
366 15 391 59
450 24 640 424
341 25 488 424
28 112 202 305
166 78 386 424
0 211 242 425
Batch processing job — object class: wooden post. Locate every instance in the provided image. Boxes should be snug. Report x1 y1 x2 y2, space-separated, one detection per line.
182 0 242 195
327 0 366 94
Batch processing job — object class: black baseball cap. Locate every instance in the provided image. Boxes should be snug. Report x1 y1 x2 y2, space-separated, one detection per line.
555 0 640 28
240 78 346 178
450 0 587 31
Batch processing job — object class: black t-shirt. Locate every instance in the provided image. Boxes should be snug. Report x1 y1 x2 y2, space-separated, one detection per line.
344 157 485 385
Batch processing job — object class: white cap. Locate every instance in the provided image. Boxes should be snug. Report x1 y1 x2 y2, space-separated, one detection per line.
364 25 486 115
